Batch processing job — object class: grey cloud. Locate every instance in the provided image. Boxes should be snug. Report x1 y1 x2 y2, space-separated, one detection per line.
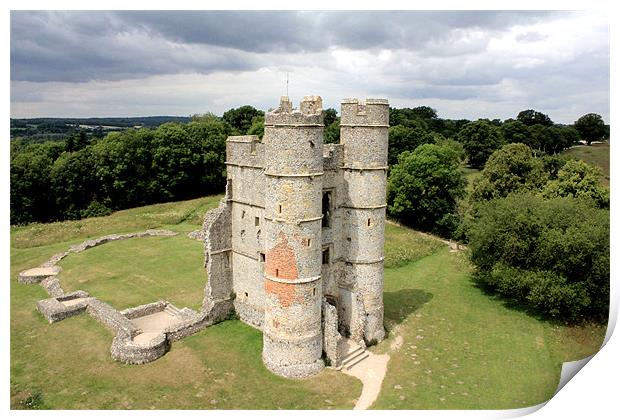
11 10 562 83
516 31 549 42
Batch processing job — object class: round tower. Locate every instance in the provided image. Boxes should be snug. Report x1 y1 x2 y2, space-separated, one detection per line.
262 96 325 378
340 98 389 344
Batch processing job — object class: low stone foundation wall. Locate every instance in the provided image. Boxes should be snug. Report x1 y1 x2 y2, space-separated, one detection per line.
40 276 65 297
21 227 237 367
121 301 167 320
18 266 62 284
36 291 92 323
39 229 179 268
111 332 169 365
86 299 140 336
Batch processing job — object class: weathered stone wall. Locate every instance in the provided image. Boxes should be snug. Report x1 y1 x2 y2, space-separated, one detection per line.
121 301 167 319
322 299 343 367
201 188 234 324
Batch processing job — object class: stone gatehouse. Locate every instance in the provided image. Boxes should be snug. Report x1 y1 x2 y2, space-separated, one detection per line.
202 95 389 378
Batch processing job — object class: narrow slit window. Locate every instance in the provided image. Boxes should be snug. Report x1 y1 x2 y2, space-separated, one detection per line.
322 248 330 265
241 210 245 219
244 291 249 298
306 238 311 247
259 252 265 262
278 204 282 214
255 216 260 226
367 218 371 227
224 252 230 268
322 191 332 227
312 288 316 297
275 268 280 277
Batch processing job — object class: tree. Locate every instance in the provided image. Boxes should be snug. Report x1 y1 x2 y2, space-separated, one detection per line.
323 108 338 127
574 113 607 145
468 193 609 322
50 148 100 220
10 148 55 224
222 105 264 134
471 143 548 202
389 106 441 133
542 160 609 208
324 119 340 144
91 129 155 210
388 124 435 165
65 129 89 152
501 119 530 144
388 143 466 236
517 109 553 127
247 115 265 139
457 120 505 168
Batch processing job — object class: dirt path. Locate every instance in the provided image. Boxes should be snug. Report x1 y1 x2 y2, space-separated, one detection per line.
343 351 390 410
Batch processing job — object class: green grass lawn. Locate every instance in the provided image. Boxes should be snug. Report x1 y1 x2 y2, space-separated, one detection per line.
59 235 207 311
562 142 610 186
372 249 605 409
10 195 606 409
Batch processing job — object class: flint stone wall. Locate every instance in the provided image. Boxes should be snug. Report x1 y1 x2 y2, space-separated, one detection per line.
322 299 344 367
111 331 169 365
120 301 167 319
40 276 65 297
36 291 92 323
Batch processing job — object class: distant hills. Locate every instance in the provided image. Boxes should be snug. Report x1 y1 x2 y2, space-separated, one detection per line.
10 116 193 141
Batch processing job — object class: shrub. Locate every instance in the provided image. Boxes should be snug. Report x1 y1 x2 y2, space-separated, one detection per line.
468 194 609 322
542 160 609 208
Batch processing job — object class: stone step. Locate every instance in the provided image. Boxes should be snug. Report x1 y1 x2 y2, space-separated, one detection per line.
343 351 369 371
164 305 182 317
341 346 365 366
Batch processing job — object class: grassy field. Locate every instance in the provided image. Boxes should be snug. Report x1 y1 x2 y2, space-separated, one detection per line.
562 142 610 186
372 249 605 409
10 195 606 409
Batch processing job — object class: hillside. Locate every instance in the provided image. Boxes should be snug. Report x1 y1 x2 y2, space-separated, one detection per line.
562 142 610 185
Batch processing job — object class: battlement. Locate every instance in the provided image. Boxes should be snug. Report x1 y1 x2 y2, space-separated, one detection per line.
265 96 324 126
226 135 261 143
340 98 389 127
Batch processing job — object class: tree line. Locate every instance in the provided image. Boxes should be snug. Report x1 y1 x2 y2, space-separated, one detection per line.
11 103 609 323
385 109 609 324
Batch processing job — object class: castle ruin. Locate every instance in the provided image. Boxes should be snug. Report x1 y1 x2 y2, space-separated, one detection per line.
23 95 390 380
202 96 390 378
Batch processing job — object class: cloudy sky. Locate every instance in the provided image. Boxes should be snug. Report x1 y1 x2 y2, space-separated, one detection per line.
10 10 609 123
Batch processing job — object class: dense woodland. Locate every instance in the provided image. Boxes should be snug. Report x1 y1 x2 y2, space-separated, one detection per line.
10 104 610 322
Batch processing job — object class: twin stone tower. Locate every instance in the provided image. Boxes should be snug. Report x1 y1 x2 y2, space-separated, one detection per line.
202 95 389 378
